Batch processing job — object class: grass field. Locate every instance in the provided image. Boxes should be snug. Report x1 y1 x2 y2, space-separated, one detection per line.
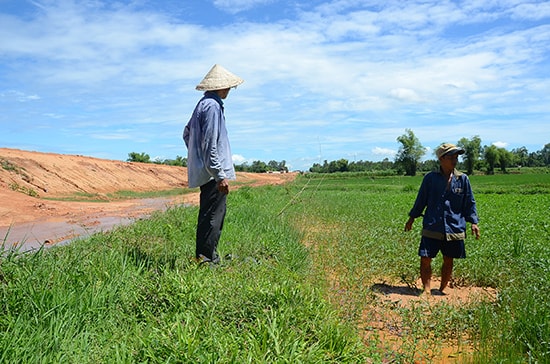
1 171 549 362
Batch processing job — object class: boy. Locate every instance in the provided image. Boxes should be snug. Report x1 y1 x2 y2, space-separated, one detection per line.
405 143 480 294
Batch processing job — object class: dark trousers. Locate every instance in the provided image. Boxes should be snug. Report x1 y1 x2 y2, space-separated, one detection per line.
196 179 227 262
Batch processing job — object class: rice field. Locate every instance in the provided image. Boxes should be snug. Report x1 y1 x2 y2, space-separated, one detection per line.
1 171 548 362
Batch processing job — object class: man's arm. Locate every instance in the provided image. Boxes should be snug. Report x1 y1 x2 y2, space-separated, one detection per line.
201 102 225 181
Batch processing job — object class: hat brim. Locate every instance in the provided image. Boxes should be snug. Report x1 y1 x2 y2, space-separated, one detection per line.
195 64 244 91
443 148 465 157
195 80 243 91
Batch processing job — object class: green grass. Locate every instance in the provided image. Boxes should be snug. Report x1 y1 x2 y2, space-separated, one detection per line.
287 172 550 362
44 188 192 202
0 185 367 363
107 188 189 200
8 182 39 197
1 173 549 362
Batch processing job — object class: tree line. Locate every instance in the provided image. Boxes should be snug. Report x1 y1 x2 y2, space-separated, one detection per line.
127 130 549 175
126 152 289 173
310 129 550 176
126 152 187 167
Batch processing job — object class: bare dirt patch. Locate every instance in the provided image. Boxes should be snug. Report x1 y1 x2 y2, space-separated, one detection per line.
300 214 497 363
0 148 296 250
364 278 496 363
371 278 496 308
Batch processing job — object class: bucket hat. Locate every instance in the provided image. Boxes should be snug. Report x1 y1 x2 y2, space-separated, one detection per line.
436 143 465 159
196 64 244 91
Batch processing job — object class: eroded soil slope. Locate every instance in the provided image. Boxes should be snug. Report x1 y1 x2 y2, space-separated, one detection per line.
0 148 295 248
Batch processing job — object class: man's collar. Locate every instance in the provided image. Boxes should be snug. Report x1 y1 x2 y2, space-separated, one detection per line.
204 91 224 106
437 167 464 177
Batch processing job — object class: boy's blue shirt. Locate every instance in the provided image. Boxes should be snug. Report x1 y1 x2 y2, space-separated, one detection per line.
409 168 479 239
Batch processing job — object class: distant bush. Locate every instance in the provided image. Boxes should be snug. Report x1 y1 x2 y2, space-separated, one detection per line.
127 152 186 167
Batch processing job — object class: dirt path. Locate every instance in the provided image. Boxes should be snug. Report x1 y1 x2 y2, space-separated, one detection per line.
0 148 296 251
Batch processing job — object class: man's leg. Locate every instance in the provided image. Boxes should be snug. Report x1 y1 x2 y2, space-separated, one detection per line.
420 257 432 293
196 180 227 263
439 255 454 293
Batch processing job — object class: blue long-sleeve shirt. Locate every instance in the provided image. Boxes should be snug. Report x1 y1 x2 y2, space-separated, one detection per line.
409 169 479 241
183 92 236 188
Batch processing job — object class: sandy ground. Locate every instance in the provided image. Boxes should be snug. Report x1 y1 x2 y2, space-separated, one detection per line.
365 278 496 363
0 148 296 251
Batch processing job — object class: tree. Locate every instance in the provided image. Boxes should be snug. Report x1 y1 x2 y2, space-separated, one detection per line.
127 152 151 163
328 159 349 173
163 155 187 167
511 146 529 167
457 136 482 175
379 158 394 171
483 145 499 174
249 160 268 173
419 159 439 172
497 148 513 173
395 129 425 176
267 160 288 172
541 143 550 166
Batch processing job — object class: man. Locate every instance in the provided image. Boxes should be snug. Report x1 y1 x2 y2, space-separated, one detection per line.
183 64 244 264
404 143 480 295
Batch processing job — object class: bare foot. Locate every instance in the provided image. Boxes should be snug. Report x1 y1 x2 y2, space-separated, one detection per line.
419 289 431 298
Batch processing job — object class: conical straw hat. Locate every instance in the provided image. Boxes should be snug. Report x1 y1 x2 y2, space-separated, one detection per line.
195 64 244 91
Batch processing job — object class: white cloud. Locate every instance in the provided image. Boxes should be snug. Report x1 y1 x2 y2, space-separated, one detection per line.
90 132 134 141
213 0 275 14
232 154 248 165
0 90 40 102
372 147 396 157
388 88 423 103
509 2 550 21
1 0 548 171
492 141 508 148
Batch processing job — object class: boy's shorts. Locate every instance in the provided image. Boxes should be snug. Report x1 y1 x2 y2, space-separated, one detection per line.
418 236 466 259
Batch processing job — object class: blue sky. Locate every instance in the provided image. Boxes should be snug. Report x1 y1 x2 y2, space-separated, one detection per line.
1 0 549 171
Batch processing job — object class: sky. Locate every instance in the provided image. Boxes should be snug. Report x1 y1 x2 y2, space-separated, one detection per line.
1 0 549 171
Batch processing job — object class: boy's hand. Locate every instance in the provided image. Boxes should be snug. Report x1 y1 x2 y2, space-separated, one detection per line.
471 224 480 239
404 217 415 232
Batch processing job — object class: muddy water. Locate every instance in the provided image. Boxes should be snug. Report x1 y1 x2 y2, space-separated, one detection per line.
1 198 189 253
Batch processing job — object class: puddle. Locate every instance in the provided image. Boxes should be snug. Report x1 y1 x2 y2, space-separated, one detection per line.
1 197 189 253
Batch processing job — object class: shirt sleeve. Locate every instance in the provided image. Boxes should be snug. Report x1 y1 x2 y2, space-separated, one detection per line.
409 174 430 218
462 176 479 224
183 124 190 147
200 101 226 181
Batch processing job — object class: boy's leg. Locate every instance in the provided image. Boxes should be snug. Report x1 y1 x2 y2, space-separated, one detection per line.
438 239 465 293
439 255 454 293
420 257 432 293
419 237 441 294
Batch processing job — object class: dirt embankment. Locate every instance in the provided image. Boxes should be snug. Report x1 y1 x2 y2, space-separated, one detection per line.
0 148 295 248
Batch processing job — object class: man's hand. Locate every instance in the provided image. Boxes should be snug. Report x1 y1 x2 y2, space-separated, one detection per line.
471 223 480 239
217 179 229 194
